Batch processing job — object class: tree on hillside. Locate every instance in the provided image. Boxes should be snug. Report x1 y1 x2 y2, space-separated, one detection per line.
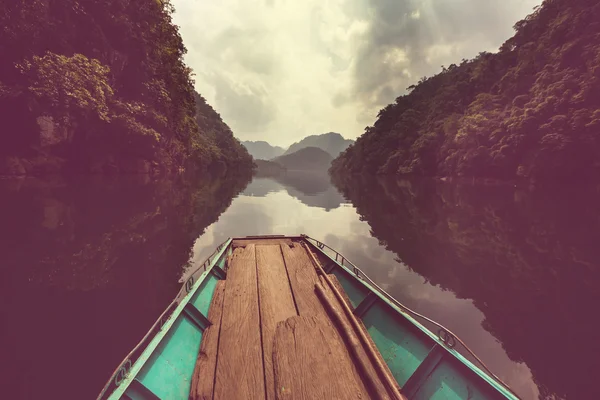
332 0 600 181
0 0 252 174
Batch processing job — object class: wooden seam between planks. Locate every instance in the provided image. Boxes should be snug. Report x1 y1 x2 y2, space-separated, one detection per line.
279 244 300 316
192 239 404 400
256 246 268 400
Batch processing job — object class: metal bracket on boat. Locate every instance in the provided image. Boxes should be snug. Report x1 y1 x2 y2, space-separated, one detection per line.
438 328 457 349
159 314 169 328
202 258 210 272
334 253 347 267
185 276 195 293
114 359 131 387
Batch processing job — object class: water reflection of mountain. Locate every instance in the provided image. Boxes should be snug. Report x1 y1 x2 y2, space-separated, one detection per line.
332 174 600 400
0 172 251 399
242 175 283 197
244 170 346 211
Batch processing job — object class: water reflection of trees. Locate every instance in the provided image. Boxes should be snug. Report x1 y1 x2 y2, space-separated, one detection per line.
332 174 600 399
0 171 251 398
1 173 251 290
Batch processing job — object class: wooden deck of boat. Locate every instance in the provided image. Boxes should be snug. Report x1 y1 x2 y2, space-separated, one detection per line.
189 238 404 400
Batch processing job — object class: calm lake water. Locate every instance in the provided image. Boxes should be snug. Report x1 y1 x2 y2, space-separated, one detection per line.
1 171 598 399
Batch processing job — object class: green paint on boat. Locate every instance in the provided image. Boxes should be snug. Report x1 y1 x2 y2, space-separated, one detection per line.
190 274 219 316
413 359 494 400
362 302 433 386
137 316 202 399
99 239 232 400
98 236 520 400
303 236 519 400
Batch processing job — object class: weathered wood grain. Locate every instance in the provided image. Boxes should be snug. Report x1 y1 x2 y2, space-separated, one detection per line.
316 278 394 399
332 282 400 397
326 274 393 387
272 315 370 400
256 245 298 400
328 274 355 311
303 240 405 400
190 280 226 400
213 245 265 400
280 244 325 317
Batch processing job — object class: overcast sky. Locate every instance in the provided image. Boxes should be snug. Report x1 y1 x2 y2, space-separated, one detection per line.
172 0 541 147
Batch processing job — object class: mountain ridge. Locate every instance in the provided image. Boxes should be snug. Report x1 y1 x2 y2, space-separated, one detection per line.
271 146 333 171
242 141 286 160
284 132 353 158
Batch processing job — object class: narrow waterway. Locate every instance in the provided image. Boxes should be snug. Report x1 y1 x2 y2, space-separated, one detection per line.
1 172 597 399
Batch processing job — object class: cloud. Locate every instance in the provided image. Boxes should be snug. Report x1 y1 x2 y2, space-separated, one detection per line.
172 0 541 146
349 0 541 116
208 70 275 134
184 21 280 133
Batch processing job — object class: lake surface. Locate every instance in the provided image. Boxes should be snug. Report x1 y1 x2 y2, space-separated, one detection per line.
1 171 598 399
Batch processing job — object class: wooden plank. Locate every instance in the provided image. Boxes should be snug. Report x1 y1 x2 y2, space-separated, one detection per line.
327 275 397 396
256 245 298 400
233 238 293 248
213 245 265 400
301 246 404 399
328 274 354 311
316 278 397 399
190 280 226 400
272 315 370 400
280 243 325 317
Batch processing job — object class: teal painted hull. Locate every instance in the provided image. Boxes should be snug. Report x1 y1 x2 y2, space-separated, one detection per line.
98 235 519 400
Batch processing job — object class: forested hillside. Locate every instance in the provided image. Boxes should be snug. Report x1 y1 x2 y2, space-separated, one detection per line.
0 0 252 175
332 0 600 181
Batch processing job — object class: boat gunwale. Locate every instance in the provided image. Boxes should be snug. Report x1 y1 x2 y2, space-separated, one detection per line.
303 235 520 400
97 237 233 400
98 234 520 400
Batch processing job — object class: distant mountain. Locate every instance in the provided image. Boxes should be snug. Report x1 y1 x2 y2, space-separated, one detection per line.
272 147 333 171
242 141 285 160
274 171 345 211
283 132 353 158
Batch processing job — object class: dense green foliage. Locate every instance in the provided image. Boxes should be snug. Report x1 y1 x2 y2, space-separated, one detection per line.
193 92 253 172
332 0 600 181
272 146 333 171
332 174 600 399
0 0 251 174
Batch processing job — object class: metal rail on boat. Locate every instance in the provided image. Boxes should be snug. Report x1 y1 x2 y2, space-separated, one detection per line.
301 234 519 399
97 238 232 400
99 234 519 400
